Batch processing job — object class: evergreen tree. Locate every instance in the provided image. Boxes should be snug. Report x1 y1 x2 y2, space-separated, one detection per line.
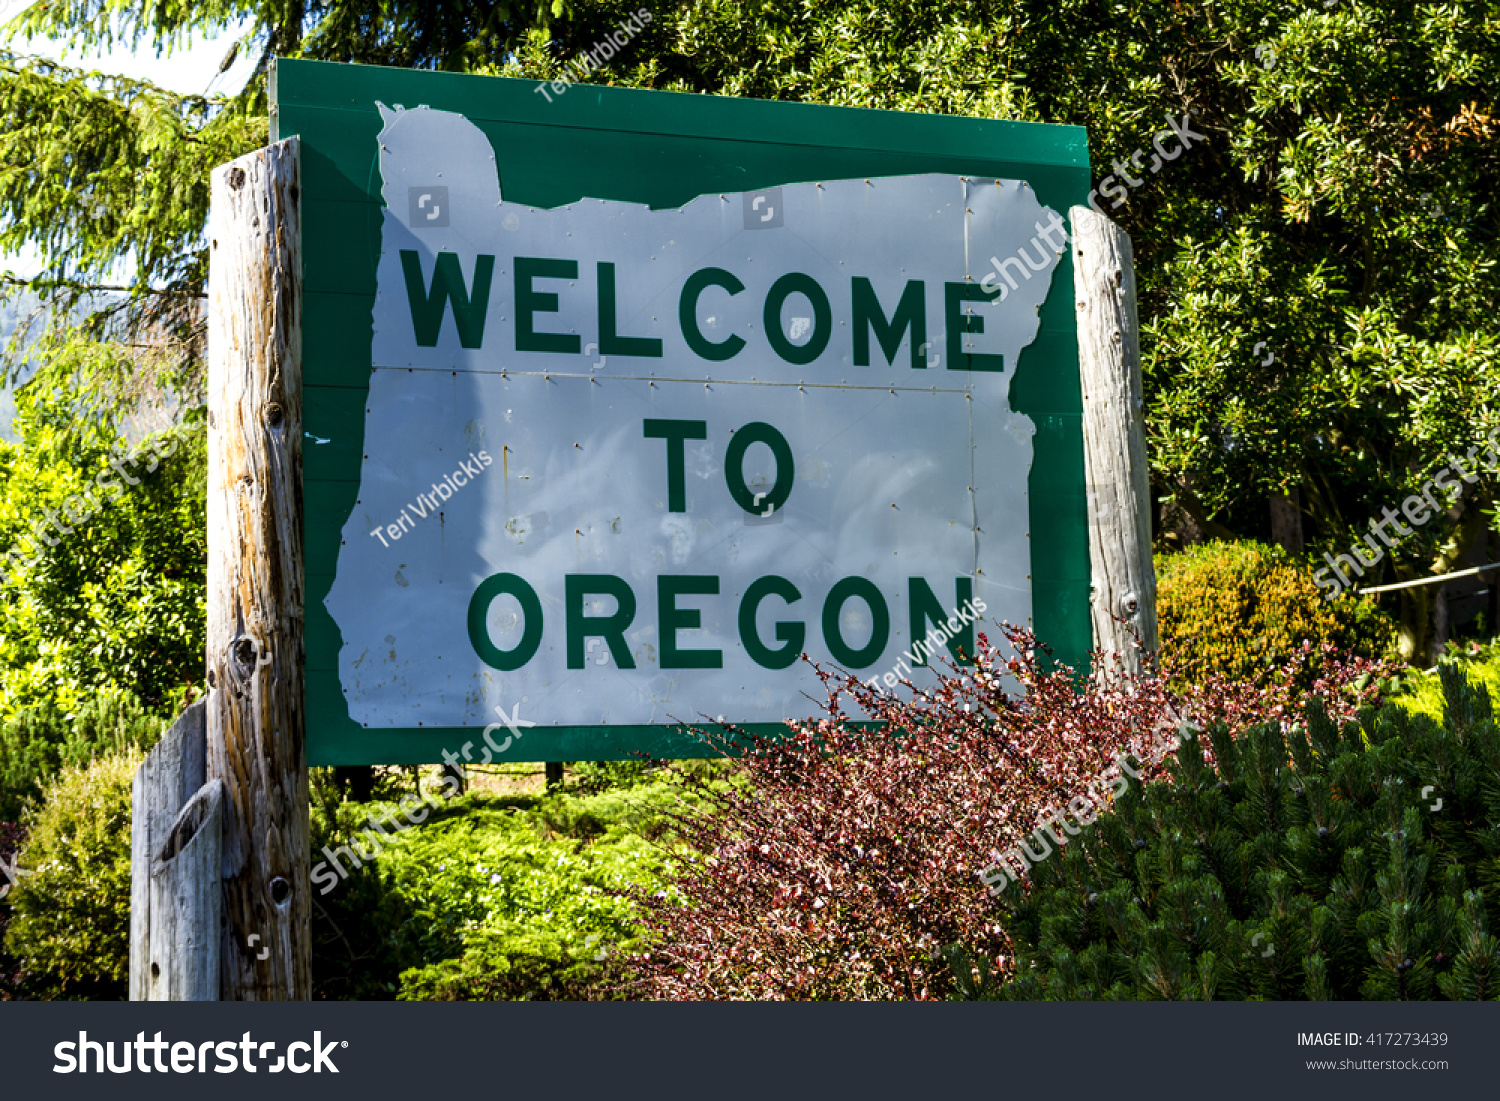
985 665 1500 1000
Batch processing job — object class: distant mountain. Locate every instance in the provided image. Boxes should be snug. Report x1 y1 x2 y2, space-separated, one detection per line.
0 292 45 442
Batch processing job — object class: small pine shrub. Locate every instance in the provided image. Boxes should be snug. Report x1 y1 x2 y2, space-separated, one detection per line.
986 666 1500 1000
1157 540 1395 688
3 747 142 999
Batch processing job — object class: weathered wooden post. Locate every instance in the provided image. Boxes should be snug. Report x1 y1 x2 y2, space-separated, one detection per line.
1072 205 1158 678
206 137 310 1000
130 701 223 1001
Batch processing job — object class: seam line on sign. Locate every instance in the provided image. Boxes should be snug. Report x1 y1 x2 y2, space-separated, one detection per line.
371 366 973 393
276 101 1088 171
968 383 981 583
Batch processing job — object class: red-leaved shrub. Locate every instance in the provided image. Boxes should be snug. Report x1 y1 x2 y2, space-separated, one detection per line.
630 628 1390 1000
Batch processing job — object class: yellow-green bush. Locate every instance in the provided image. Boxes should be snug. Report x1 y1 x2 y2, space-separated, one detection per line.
2 747 141 999
1157 540 1395 687
1394 642 1500 722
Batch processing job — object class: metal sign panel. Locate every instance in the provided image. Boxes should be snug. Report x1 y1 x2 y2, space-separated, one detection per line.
272 60 1093 764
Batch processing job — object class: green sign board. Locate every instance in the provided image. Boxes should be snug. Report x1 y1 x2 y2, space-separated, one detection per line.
271 58 1093 766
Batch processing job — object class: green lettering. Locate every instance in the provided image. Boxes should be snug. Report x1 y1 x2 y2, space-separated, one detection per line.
598 261 663 358
643 419 708 513
739 575 804 669
516 257 581 354
821 576 890 668
659 575 723 669
763 272 832 365
679 267 747 361
724 422 795 515
908 576 974 666
468 573 544 670
852 277 926 369
400 250 495 349
944 282 1005 372
565 574 637 669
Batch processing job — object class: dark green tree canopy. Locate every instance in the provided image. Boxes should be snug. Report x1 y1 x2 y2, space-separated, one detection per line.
2 0 1496 659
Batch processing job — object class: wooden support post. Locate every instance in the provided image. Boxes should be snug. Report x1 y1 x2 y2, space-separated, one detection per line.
207 138 310 1000
131 701 222 1001
1071 205 1158 677
146 779 225 1000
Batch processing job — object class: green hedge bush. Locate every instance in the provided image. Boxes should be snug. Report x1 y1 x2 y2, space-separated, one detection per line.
3 747 141 999
982 667 1500 1000
1157 540 1395 687
0 820 24 998
308 767 676 1000
0 688 162 820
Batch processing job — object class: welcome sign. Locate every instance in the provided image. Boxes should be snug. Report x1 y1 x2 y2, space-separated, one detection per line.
273 60 1093 764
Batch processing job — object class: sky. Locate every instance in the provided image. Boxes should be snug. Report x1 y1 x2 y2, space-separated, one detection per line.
1 0 258 277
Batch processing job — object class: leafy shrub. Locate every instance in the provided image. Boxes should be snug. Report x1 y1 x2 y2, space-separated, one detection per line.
0 687 163 820
1157 540 1396 687
0 389 207 718
397 920 601 1001
0 820 25 999
985 667 1500 1000
3 747 141 999
307 768 675 1000
632 628 1386 1000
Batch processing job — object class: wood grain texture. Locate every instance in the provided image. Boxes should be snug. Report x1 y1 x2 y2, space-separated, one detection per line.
1070 205 1158 676
130 700 209 1000
146 779 224 1001
207 138 310 1000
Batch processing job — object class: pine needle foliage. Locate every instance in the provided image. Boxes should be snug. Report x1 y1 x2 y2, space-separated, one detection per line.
989 665 1500 1000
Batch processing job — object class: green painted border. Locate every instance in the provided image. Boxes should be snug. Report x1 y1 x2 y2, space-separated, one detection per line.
272 58 1093 766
